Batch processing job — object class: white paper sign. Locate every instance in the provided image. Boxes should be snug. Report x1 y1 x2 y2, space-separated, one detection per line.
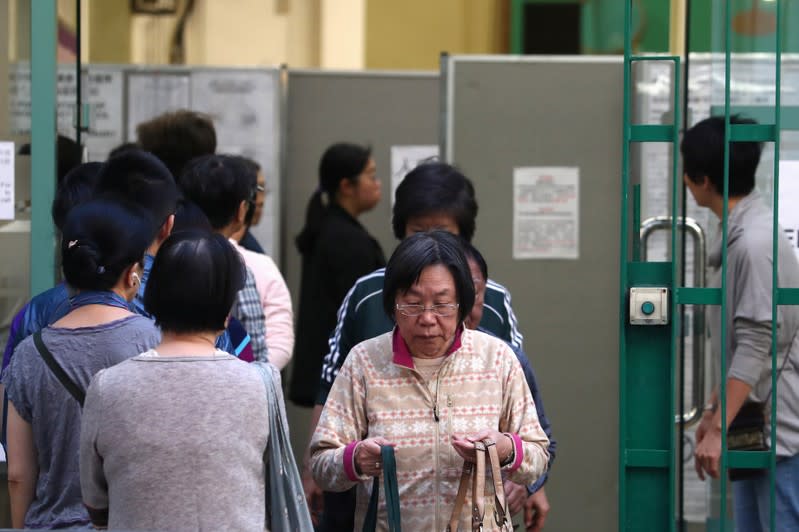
0 142 14 220
513 167 579 260
779 161 799 261
9 64 125 161
190 70 279 257
390 145 439 205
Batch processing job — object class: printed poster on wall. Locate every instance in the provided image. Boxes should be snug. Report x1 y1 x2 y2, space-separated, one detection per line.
389 145 439 205
779 160 799 262
8 64 124 161
0 142 15 221
190 70 279 258
513 166 579 260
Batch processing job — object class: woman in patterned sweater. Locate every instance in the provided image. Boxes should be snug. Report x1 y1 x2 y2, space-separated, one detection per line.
311 231 549 531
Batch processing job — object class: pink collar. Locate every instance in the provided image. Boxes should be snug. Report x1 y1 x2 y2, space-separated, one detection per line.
392 326 464 369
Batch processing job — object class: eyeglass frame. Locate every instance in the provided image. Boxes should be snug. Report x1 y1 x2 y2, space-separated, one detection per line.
395 303 459 317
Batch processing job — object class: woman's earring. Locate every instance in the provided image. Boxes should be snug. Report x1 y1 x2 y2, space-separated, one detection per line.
132 272 141 286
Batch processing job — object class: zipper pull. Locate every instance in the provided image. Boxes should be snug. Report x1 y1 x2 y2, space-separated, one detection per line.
433 404 440 423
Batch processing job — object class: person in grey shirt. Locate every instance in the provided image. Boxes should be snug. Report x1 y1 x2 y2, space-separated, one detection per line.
80 231 272 531
684 116 799 531
3 199 160 529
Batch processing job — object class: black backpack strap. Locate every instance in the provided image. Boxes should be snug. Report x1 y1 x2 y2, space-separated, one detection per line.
32 331 85 407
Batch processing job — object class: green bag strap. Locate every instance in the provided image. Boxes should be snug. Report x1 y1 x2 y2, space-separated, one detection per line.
362 445 402 532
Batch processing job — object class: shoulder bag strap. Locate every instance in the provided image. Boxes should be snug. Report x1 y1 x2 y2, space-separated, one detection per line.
447 460 474 531
484 439 512 530
363 445 402 532
254 362 313 532
32 331 84 407
471 441 486 532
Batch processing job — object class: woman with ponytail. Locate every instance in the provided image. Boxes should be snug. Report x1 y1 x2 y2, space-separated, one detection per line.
289 143 384 409
2 199 160 529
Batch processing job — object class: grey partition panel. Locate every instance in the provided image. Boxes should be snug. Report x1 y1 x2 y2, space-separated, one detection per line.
446 56 623 532
283 70 439 457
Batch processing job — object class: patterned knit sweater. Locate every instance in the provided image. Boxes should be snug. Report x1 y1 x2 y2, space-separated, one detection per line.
310 327 549 531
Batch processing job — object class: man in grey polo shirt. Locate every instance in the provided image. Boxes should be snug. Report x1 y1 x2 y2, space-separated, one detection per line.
684 115 799 531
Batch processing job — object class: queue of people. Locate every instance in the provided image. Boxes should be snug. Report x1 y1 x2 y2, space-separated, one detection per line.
9 108 793 531
1 108 560 531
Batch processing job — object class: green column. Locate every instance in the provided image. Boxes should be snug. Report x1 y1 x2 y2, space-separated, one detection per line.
30 1 57 295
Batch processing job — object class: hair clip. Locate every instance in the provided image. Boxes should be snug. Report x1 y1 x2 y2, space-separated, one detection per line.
97 266 106 274
68 240 78 249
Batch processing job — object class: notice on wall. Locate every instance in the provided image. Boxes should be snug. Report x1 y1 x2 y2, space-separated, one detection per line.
9 64 125 161
390 145 439 205
779 161 799 261
126 73 191 141
190 70 280 257
513 167 579 260
0 142 15 221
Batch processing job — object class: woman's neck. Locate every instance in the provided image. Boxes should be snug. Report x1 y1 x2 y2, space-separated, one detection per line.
156 331 221 357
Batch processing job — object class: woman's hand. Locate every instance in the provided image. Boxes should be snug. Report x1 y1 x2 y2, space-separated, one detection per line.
451 429 514 464
354 437 396 477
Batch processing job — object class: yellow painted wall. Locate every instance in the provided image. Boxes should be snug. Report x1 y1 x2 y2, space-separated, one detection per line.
365 0 507 70
87 0 130 63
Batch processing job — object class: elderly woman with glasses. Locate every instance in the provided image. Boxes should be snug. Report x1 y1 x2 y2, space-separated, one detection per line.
310 230 549 531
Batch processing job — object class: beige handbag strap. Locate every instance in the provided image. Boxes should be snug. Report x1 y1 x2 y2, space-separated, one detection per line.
471 441 486 531
484 439 511 530
447 439 513 532
447 461 473 532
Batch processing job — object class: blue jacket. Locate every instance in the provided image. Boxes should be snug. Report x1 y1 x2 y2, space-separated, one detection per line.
500 334 557 493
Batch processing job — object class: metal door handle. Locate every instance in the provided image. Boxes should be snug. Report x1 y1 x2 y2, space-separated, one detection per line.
640 216 706 427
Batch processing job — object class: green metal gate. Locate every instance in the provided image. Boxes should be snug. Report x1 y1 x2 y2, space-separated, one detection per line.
619 1 789 530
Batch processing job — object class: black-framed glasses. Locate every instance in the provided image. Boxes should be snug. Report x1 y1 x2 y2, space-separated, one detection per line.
395 303 459 317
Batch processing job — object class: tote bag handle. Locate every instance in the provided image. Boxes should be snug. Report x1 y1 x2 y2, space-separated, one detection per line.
362 445 401 532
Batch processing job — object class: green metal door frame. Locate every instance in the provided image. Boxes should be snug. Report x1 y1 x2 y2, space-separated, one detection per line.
619 0 789 530
30 1 57 295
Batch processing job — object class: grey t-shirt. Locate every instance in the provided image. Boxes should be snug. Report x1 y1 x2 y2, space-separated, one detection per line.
1 315 160 528
707 192 799 457
80 351 270 531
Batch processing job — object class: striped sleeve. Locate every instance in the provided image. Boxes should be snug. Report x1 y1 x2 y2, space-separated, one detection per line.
486 279 524 350
317 269 386 404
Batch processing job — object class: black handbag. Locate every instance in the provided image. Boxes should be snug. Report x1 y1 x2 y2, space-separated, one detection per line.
727 400 768 481
726 341 795 481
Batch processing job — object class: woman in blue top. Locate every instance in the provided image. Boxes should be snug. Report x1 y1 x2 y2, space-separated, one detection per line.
2 199 160 529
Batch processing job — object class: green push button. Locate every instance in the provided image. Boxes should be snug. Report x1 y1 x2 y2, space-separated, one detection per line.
641 301 655 316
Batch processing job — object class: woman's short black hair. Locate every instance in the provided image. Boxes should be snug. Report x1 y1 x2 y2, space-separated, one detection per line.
319 143 372 197
231 155 261 225
61 199 156 291
392 162 478 242
51 161 103 231
144 231 246 334
383 230 475 323
180 154 254 230
461 239 488 280
95 149 179 227
681 115 762 197
136 109 217 179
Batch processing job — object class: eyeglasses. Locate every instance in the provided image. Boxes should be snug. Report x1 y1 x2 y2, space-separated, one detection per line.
395 303 459 317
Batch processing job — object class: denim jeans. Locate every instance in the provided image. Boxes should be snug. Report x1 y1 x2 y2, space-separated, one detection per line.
733 453 799 531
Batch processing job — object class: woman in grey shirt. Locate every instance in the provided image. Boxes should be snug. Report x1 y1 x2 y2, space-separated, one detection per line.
3 199 160 529
80 231 273 531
